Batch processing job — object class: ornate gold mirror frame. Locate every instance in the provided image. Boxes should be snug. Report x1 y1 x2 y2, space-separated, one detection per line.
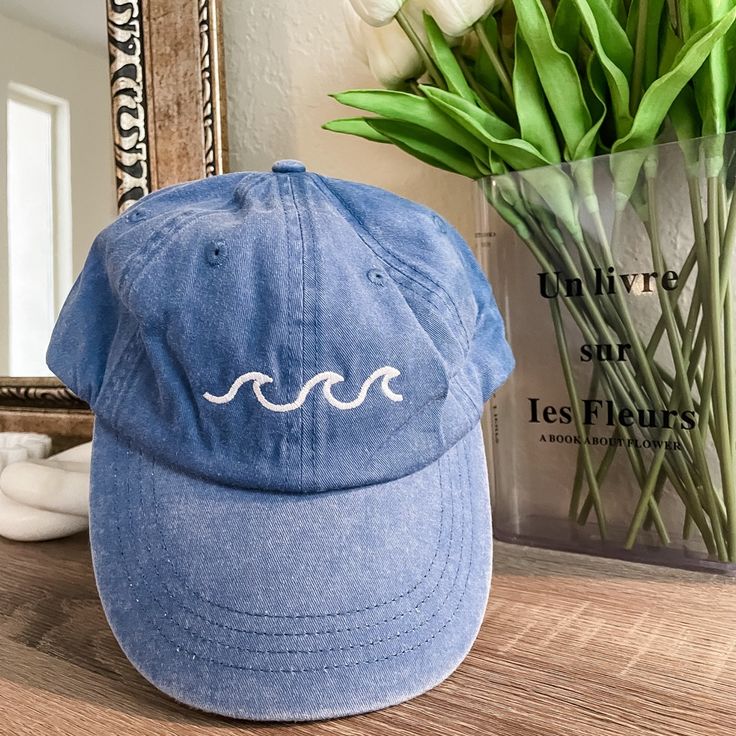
0 0 228 436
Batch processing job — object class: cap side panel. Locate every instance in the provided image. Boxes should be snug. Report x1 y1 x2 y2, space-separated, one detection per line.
314 176 475 347
46 239 117 405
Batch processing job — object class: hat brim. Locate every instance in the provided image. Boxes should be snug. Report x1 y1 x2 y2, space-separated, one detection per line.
89 420 492 722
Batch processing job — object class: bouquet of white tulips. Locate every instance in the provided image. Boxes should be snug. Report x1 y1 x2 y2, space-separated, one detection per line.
326 0 736 566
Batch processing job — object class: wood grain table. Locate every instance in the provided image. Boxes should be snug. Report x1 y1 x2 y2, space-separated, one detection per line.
1 535 735 736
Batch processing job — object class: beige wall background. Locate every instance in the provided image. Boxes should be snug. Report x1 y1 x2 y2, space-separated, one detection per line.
221 1 476 243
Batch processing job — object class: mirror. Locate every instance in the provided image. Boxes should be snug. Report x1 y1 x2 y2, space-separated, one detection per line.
0 0 228 433
0 0 116 378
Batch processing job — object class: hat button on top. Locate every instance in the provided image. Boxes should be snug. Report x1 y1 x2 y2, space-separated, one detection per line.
272 159 307 174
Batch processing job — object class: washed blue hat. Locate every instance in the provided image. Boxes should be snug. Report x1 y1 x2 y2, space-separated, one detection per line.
47 160 514 721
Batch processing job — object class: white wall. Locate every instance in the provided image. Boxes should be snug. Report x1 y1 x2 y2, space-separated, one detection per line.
221 1 476 243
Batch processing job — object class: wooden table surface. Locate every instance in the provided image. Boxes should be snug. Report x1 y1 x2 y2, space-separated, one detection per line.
1 535 735 736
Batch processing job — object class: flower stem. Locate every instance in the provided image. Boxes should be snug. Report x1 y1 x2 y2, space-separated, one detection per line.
569 369 600 519
549 298 607 538
395 9 446 90
631 0 649 111
473 20 514 104
625 167 729 559
545 215 703 521
707 176 736 560
577 429 670 547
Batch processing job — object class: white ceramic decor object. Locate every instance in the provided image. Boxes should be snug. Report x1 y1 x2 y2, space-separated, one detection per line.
0 446 28 472
0 441 91 542
0 491 88 542
0 432 52 463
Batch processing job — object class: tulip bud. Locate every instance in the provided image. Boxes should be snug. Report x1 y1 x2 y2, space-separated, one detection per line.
364 19 425 87
349 0 407 27
343 1 424 86
402 0 461 46
417 0 503 37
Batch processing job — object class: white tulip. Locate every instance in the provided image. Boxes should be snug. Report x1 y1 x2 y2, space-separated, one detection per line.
365 19 425 87
349 0 407 26
417 0 503 37
403 0 459 46
344 1 424 88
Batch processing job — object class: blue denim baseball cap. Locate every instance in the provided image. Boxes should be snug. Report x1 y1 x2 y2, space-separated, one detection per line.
47 160 514 721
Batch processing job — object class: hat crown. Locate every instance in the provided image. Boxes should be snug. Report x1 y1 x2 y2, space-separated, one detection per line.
48 169 512 492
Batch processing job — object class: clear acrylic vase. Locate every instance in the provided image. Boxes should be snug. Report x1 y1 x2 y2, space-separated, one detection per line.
475 133 736 574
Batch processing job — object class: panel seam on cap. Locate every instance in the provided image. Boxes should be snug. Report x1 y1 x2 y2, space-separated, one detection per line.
313 176 472 348
282 176 304 493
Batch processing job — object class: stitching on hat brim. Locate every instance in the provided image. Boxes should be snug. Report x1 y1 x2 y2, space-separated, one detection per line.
137 435 455 628
119 442 468 657
101 430 476 673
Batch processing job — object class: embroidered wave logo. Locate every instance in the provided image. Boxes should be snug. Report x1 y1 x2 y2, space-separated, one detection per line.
203 366 403 412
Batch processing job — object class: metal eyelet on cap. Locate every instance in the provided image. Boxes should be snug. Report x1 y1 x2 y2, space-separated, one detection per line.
367 268 387 286
432 214 447 233
127 207 148 222
207 241 228 266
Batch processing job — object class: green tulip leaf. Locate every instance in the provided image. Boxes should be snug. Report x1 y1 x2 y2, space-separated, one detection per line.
626 0 640 42
644 0 668 91
658 17 683 74
663 0 681 34
420 86 581 236
577 54 609 159
421 85 547 169
551 0 582 57
690 1 732 137
330 89 489 161
582 0 634 76
474 14 502 98
571 0 634 137
612 0 628 25
366 118 485 178
670 86 703 171
322 118 392 144
513 0 592 156
614 6 736 153
423 13 475 102
513 29 562 164
627 0 668 96
568 55 610 216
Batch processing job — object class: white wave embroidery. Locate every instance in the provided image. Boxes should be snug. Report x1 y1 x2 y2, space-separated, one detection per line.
203 366 403 412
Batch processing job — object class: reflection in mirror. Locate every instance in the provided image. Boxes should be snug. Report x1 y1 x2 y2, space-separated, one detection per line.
0 0 116 377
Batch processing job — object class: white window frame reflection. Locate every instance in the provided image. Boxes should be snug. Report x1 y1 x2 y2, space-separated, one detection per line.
5 82 72 376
